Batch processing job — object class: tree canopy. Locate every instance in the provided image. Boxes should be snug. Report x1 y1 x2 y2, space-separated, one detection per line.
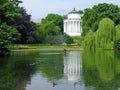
0 0 22 55
83 18 115 50
115 25 120 50
95 18 115 49
82 3 120 36
42 14 63 32
37 14 64 44
13 7 39 44
0 0 22 25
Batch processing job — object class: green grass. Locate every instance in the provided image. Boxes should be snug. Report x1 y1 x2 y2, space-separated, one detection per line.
11 44 83 50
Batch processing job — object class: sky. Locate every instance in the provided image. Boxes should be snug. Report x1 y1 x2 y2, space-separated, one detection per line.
20 0 120 19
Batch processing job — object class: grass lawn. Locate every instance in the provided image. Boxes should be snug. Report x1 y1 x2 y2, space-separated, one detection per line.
11 44 83 51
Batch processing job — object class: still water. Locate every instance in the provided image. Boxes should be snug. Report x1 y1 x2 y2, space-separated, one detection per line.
0 50 120 90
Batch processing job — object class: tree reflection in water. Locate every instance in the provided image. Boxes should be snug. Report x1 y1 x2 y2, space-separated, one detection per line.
0 50 39 90
82 50 120 90
1 50 120 90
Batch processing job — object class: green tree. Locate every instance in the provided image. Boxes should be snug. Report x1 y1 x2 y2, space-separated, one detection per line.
82 30 95 50
0 0 22 25
0 0 22 55
83 18 115 50
115 25 120 50
95 18 115 49
13 7 39 44
63 33 73 44
82 3 120 36
42 14 63 32
37 21 60 43
0 23 20 55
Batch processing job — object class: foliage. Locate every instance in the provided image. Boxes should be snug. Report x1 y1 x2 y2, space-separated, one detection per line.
0 0 22 55
63 34 74 44
37 13 64 44
82 30 95 50
37 21 60 44
82 3 120 36
37 12 75 45
0 0 22 25
79 10 84 14
95 18 115 49
72 36 83 45
0 23 20 55
13 7 39 44
45 34 64 45
42 14 63 32
83 18 115 50
115 40 120 50
115 25 120 50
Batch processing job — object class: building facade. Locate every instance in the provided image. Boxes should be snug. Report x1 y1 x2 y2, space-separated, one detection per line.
64 8 82 36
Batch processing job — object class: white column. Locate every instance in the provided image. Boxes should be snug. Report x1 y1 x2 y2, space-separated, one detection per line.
66 21 67 33
68 21 70 33
71 21 72 33
64 21 66 33
67 21 69 33
74 20 76 32
75 21 77 33
70 20 72 33
69 20 70 33
73 21 75 33
76 21 78 33
70 21 71 33
78 21 80 33
73 20 75 33
72 20 74 32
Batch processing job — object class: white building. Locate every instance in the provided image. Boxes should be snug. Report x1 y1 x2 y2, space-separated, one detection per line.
64 8 82 36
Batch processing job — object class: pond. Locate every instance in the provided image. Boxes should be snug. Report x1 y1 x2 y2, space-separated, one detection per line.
0 50 120 90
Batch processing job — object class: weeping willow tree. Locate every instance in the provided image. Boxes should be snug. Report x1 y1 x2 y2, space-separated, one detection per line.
82 30 95 50
95 18 115 49
115 25 120 50
83 18 115 50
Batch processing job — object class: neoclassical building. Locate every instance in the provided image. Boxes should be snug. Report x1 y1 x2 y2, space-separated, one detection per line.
64 8 82 36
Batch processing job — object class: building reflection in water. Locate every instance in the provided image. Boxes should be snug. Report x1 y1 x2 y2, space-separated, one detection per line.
64 51 82 86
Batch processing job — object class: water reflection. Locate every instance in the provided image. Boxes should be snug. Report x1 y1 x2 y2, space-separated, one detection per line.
38 51 64 81
64 51 82 84
0 50 39 90
82 50 120 90
1 50 120 90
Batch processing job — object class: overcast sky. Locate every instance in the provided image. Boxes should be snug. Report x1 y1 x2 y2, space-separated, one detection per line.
20 0 120 19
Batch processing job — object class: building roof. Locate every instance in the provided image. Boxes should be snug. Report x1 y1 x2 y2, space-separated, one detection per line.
68 8 80 14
